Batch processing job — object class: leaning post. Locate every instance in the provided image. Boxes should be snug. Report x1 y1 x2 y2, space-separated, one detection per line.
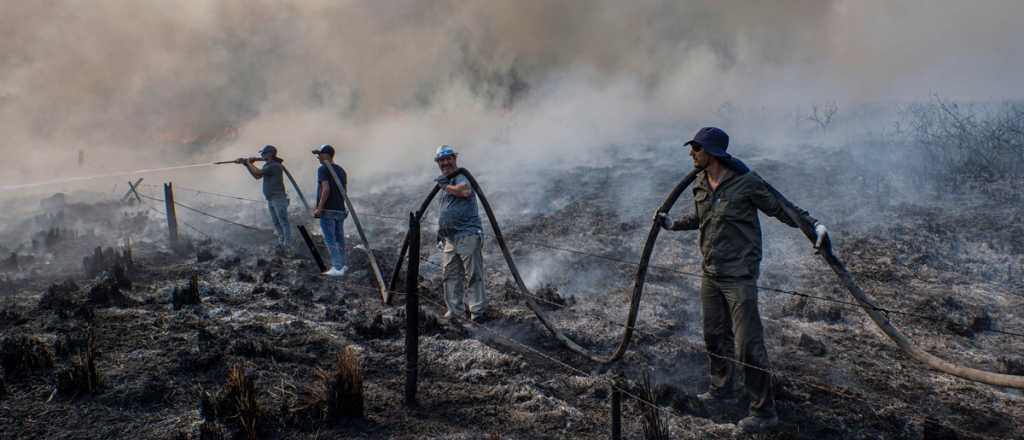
610 372 622 440
296 225 327 273
163 182 179 247
404 212 420 407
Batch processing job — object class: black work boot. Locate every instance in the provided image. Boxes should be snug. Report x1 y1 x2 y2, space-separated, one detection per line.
738 414 779 433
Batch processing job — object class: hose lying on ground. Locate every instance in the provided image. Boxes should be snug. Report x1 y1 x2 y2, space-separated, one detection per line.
389 167 702 363
770 188 1024 389
393 167 1024 389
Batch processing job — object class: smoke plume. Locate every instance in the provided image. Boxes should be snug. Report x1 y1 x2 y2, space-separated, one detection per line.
1 0 1022 192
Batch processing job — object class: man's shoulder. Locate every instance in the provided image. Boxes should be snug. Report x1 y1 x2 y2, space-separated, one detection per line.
733 169 766 186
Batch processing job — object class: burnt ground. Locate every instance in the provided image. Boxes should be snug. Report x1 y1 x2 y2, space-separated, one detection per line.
1 146 1022 439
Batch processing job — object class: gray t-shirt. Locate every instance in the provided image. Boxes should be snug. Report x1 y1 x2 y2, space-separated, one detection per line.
437 174 482 239
261 161 287 200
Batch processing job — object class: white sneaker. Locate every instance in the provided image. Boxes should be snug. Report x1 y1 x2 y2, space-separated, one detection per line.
322 266 347 277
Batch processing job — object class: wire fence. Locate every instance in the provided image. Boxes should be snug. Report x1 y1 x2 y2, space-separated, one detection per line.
140 183 263 204
137 192 266 233
118 185 1024 339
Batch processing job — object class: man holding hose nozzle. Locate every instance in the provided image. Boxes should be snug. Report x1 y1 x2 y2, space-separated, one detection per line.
655 127 828 433
433 145 488 323
237 145 292 254
312 144 349 277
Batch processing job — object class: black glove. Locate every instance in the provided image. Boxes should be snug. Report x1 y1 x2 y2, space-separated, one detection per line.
434 175 451 186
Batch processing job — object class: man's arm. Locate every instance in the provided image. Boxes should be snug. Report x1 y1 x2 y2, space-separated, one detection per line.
243 159 263 179
313 180 330 218
748 173 818 229
444 181 473 198
669 213 699 231
654 211 699 231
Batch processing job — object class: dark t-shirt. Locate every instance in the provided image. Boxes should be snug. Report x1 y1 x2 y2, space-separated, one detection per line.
316 163 348 212
437 174 482 239
261 161 287 200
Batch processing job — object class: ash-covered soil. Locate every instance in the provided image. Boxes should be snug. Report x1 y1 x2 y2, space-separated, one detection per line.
1 146 1022 439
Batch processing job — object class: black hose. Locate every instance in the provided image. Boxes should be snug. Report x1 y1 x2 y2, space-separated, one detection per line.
391 167 702 364
388 185 442 292
769 188 1024 389
280 165 310 213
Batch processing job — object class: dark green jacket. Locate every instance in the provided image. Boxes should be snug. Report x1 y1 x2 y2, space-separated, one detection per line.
670 169 817 279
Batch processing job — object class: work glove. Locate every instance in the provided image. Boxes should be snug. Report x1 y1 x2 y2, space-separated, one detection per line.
653 212 672 230
434 175 450 187
813 222 829 250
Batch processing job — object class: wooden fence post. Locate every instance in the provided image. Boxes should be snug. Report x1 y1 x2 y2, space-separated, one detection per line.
610 372 622 440
296 225 327 273
404 212 420 407
163 182 179 247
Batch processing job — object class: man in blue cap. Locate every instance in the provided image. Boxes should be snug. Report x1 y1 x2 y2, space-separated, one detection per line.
656 127 828 433
312 144 349 277
238 145 292 253
433 145 488 323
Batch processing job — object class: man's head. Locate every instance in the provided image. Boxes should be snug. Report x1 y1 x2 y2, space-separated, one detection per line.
259 145 278 161
314 144 335 162
434 144 458 175
684 127 730 168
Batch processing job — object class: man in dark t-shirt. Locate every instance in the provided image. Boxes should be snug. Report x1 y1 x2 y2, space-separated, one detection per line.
312 144 349 277
433 145 487 322
240 145 291 252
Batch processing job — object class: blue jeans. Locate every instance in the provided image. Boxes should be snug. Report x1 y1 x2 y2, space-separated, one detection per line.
320 210 347 270
267 198 291 248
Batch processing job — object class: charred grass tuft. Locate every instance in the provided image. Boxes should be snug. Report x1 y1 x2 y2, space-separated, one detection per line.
639 372 671 440
172 273 202 310
55 329 102 397
287 346 365 429
1 335 55 377
201 364 263 440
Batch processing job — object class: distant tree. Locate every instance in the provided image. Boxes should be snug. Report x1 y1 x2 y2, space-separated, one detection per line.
807 101 839 134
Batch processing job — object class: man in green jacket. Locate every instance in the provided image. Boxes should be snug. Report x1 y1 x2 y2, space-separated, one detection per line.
656 127 828 433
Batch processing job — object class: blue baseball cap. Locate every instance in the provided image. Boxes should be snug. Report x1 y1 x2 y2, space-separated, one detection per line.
684 127 730 158
258 145 277 157
434 144 457 161
314 144 335 156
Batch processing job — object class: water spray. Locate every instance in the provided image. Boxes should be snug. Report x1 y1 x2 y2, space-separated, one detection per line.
0 163 219 192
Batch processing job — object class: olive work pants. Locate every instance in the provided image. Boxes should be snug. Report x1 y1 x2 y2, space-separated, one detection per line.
700 276 776 418
442 233 487 318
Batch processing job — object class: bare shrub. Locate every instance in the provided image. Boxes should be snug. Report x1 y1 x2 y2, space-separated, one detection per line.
901 96 1024 181
808 101 839 134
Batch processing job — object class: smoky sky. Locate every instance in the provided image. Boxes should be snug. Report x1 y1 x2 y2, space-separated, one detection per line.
1 0 1022 185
